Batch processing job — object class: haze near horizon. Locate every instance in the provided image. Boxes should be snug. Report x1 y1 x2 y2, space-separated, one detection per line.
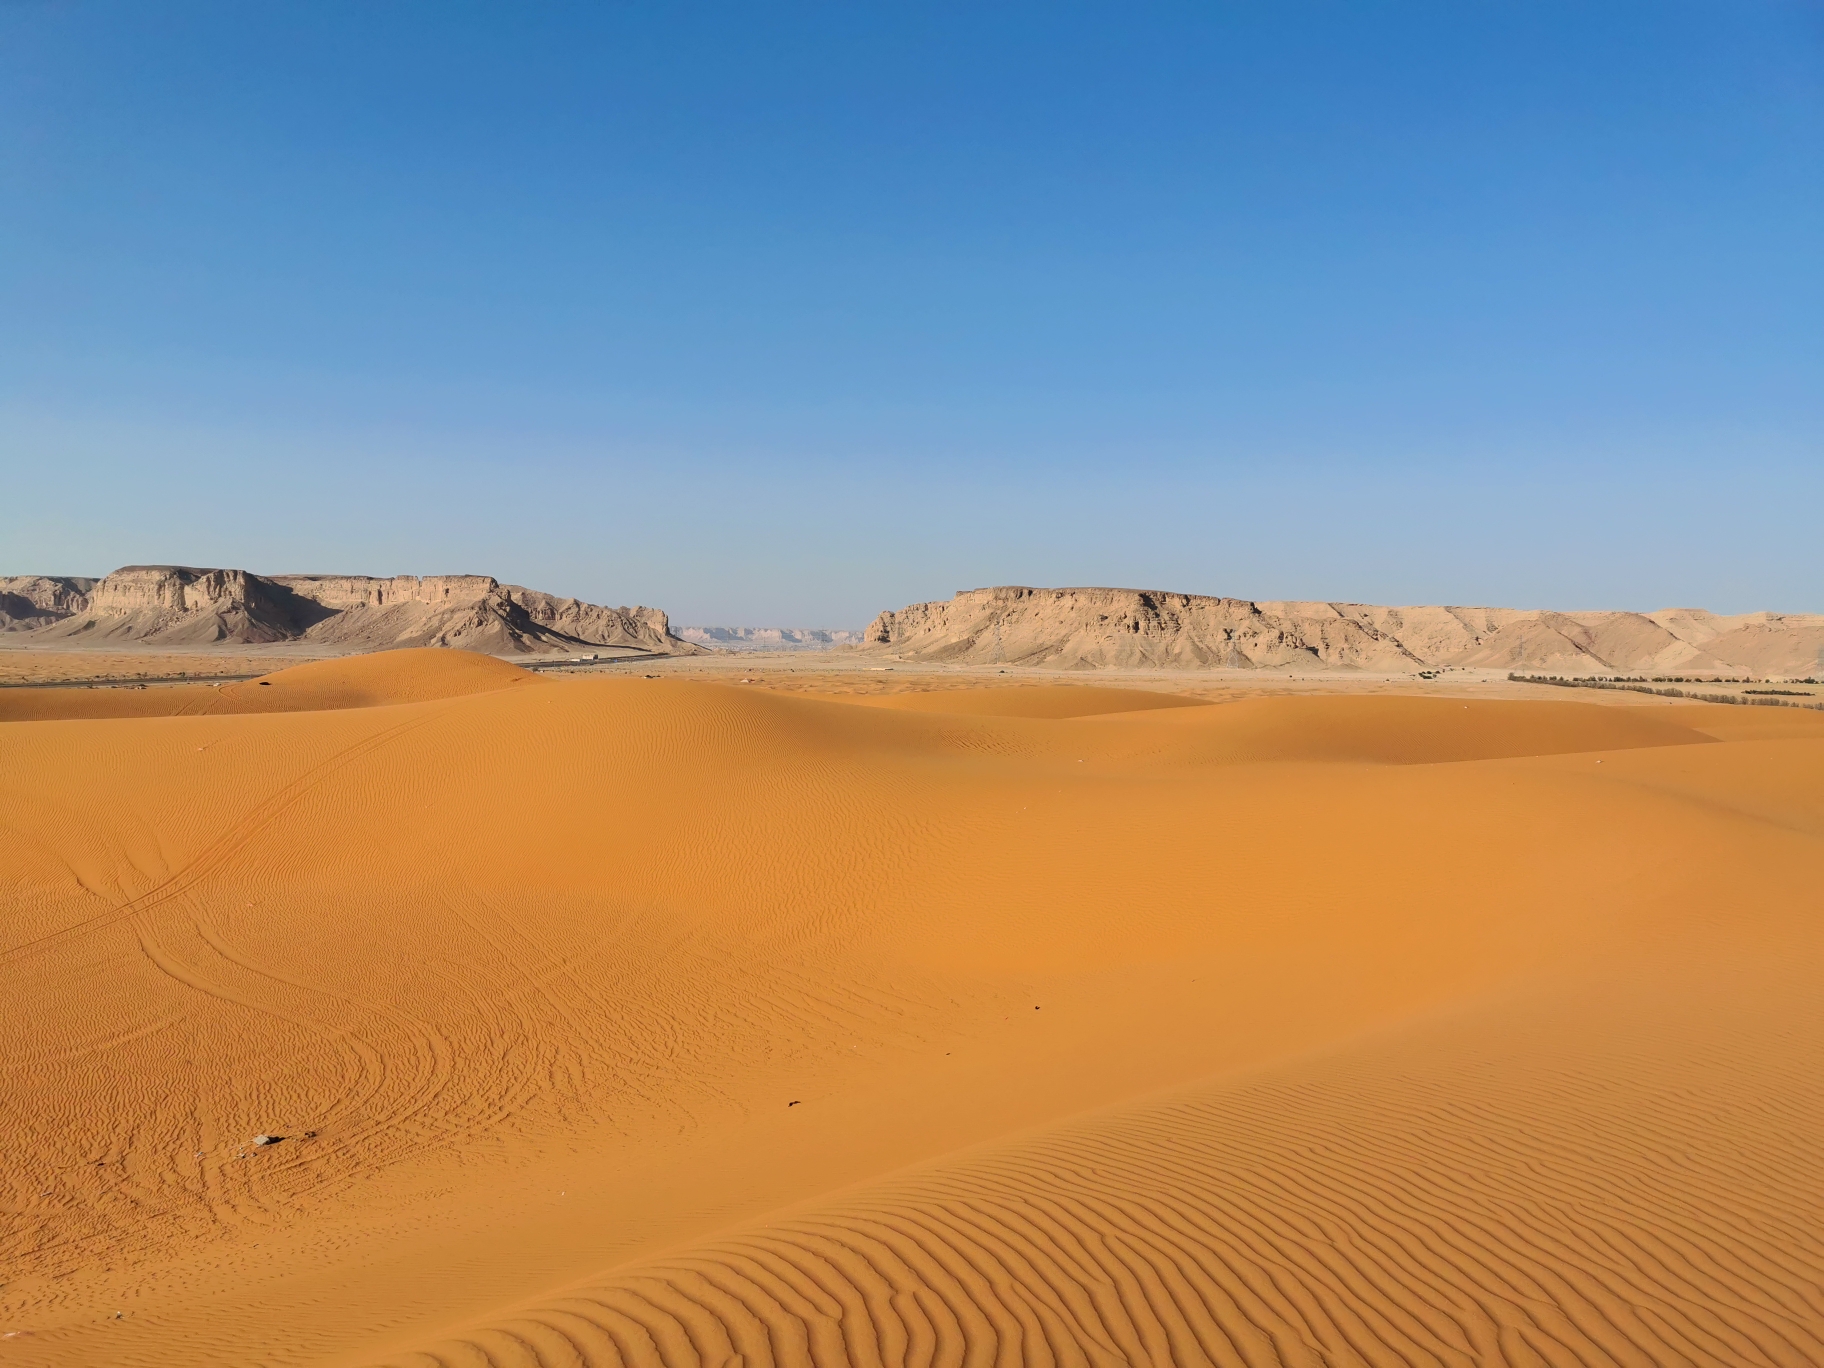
3 1 1820 621
8 14 1824 1362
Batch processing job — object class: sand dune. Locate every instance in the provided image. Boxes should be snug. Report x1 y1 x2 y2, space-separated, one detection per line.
853 684 1212 718
401 956 1824 1368
2 651 1820 1366
0 649 329 690
858 686 1713 760
0 648 536 721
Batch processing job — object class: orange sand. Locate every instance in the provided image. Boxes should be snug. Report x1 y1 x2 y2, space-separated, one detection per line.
0 649 531 721
0 648 350 691
2 650 1821 1366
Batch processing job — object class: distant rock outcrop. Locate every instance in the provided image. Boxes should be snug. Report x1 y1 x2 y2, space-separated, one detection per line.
0 566 705 657
0 575 98 631
863 586 1824 675
677 626 867 652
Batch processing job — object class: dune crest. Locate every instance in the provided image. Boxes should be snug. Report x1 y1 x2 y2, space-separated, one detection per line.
227 647 542 709
0 647 537 722
2 662 1820 1366
851 684 1213 718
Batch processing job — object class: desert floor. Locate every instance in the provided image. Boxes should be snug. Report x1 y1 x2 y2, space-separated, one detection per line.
3 648 1822 1367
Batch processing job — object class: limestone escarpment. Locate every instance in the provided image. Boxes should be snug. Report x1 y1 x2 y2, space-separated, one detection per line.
866 587 1416 670
267 574 502 611
499 587 680 654
0 575 99 630
70 566 323 644
2 566 704 656
864 586 1824 675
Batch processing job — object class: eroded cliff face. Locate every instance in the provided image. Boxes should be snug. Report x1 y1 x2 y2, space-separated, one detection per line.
863 586 1419 670
1 566 703 656
272 575 502 610
88 566 239 616
501 587 680 654
47 566 309 644
0 576 98 630
865 586 1824 674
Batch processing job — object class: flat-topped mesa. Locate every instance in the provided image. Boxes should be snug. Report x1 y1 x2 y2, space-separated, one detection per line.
0 564 704 656
88 565 253 616
864 585 1824 675
866 586 1419 670
74 565 310 644
272 574 503 610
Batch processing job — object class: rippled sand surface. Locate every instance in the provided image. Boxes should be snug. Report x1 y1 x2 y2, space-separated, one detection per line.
2 650 1820 1366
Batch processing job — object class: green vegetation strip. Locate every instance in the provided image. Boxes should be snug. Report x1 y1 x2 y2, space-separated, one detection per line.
1510 675 1824 711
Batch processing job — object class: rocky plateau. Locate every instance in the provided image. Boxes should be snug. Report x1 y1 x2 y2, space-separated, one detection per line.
863 585 1824 675
0 565 704 656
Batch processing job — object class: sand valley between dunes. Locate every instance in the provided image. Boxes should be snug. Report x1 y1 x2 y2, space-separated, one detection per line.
3 649 1823 1367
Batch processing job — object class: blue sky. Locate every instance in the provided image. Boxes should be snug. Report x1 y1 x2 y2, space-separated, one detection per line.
3 1 1819 625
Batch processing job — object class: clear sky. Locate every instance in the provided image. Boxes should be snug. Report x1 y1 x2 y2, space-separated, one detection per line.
3 2 1820 626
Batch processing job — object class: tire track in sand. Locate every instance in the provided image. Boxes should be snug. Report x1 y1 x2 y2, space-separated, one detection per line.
0 707 444 967
382 970 1824 1368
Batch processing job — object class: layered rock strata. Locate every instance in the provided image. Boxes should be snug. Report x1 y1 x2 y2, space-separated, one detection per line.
0 566 702 656
864 586 1824 675
0 575 98 631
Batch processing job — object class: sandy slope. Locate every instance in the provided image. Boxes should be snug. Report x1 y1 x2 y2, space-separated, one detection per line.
0 650 327 689
1 651 1820 1366
850 685 1213 718
0 649 536 721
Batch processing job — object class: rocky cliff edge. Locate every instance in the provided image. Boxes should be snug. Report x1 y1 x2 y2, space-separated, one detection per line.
0 565 706 656
863 585 1824 675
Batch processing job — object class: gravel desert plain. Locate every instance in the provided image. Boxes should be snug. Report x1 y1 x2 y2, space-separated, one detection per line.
4 572 1824 1368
